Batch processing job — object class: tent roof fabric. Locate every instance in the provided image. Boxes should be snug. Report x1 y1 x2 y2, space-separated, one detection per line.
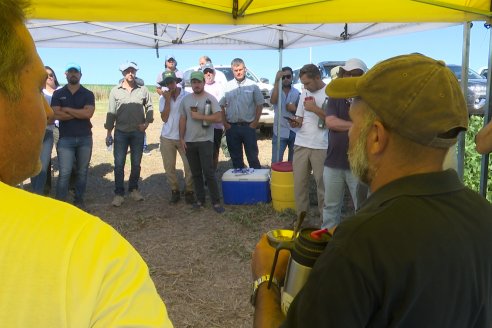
28 0 491 50
31 0 491 24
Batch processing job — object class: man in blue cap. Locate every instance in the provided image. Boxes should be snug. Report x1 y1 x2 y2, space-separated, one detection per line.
52 62 95 208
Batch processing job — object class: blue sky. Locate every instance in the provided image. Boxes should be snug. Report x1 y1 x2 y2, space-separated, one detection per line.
36 22 491 86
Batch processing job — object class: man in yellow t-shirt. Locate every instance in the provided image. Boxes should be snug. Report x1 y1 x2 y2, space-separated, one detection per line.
0 0 173 326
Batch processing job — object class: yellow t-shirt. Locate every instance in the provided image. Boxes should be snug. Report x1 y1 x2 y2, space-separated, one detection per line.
0 182 173 327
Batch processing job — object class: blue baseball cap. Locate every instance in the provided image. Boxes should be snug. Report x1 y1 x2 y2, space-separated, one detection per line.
65 62 81 72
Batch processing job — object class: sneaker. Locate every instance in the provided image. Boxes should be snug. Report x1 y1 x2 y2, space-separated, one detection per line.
184 191 195 204
170 190 180 204
213 204 225 214
143 147 151 156
130 190 144 201
112 195 124 207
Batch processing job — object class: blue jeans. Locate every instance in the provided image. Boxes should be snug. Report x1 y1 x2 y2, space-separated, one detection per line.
56 135 93 204
322 166 359 229
114 129 144 196
225 124 261 169
30 129 54 194
271 130 296 164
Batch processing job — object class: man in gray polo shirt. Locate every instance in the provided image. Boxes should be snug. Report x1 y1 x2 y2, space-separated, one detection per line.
219 58 264 169
105 61 153 207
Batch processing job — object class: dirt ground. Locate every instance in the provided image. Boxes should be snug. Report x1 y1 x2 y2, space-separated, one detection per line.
31 112 325 327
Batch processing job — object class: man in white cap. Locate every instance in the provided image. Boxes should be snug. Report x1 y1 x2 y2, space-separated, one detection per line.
52 62 95 208
105 61 153 207
252 54 492 327
322 58 368 231
201 62 226 170
156 55 183 95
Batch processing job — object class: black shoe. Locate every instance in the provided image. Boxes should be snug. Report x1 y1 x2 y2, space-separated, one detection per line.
192 201 204 210
184 191 195 204
170 190 180 204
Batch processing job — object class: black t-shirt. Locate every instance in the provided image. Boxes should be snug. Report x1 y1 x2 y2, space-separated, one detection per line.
283 170 492 327
324 98 350 169
51 85 95 138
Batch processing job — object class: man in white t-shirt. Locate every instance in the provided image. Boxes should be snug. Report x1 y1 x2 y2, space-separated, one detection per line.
158 71 194 204
289 64 328 222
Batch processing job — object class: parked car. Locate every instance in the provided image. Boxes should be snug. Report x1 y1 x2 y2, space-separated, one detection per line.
183 66 274 133
292 60 345 93
447 64 487 116
478 66 488 79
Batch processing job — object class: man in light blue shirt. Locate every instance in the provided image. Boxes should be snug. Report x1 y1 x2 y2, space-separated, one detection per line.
219 58 264 169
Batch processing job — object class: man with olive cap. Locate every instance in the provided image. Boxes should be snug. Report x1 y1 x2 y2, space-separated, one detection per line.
52 62 95 208
105 61 153 207
322 58 368 231
158 70 195 205
251 54 492 327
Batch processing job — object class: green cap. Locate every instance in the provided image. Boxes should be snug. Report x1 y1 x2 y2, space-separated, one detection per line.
325 54 468 149
190 71 205 82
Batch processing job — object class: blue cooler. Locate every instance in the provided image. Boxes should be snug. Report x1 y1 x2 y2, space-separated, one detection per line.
221 169 271 205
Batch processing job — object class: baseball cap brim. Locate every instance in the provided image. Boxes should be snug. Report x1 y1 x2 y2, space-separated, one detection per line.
325 77 360 98
158 77 182 86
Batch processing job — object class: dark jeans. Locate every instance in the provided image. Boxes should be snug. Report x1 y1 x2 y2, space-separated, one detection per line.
56 135 92 203
185 141 221 205
225 124 261 169
31 129 54 194
114 129 144 196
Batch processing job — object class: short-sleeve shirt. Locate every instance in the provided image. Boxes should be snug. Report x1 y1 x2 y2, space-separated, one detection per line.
294 87 328 150
160 89 189 140
51 85 95 138
180 92 221 143
270 87 300 138
324 98 351 169
219 78 264 123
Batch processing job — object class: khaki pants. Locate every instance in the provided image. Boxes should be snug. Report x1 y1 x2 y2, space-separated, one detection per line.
293 145 326 221
159 136 193 192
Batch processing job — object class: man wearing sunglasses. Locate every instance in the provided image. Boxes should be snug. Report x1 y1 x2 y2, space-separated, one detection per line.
270 67 300 163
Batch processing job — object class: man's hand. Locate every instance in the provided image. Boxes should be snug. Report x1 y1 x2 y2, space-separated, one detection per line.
138 123 149 132
303 97 317 112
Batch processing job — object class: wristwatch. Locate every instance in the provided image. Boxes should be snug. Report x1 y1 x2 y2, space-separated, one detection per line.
250 274 279 306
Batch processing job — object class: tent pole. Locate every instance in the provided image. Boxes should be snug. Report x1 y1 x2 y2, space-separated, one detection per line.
479 24 492 197
275 29 284 163
457 22 471 181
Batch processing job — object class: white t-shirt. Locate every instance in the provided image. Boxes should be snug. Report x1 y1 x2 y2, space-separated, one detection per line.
159 89 188 140
294 87 329 150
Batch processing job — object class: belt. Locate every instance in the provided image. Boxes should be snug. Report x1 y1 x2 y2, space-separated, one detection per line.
228 122 251 126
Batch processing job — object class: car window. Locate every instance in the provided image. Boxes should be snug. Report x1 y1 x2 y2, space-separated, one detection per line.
447 65 484 80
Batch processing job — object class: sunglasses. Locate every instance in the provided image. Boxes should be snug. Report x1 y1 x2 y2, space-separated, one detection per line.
282 75 292 80
47 73 54 78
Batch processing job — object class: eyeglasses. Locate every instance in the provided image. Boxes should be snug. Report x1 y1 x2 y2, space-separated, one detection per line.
203 69 214 74
342 70 364 78
282 75 292 80
47 73 54 78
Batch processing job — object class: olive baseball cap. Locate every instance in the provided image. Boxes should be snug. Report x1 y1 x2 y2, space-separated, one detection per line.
190 71 205 81
325 54 468 148
158 71 182 86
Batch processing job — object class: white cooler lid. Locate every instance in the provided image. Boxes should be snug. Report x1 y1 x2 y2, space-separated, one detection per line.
222 168 271 182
